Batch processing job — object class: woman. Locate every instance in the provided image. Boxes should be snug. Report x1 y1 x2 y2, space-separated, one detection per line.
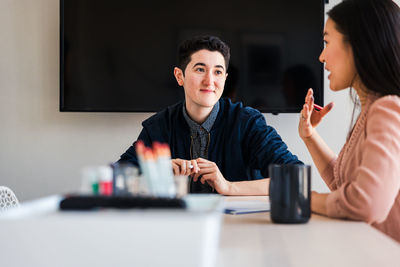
299 0 400 242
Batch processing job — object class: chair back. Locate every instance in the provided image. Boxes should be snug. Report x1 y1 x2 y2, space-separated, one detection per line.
0 186 19 211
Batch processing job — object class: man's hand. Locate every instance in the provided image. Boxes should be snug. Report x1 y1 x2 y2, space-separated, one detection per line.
192 158 231 195
172 158 200 176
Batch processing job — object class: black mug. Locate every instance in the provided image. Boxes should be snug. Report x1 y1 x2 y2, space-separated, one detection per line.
268 164 311 224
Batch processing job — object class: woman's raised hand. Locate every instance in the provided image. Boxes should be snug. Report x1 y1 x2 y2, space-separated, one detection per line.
298 88 334 139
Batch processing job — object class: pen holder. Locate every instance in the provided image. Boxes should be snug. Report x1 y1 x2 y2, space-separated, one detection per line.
111 162 141 196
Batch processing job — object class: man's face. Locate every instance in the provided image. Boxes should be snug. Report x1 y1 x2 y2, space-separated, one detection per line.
174 49 227 112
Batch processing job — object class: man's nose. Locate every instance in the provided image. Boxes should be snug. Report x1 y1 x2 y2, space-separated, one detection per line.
203 71 214 86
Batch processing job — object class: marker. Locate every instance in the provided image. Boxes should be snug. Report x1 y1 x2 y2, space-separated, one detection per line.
313 104 323 111
143 147 160 196
153 142 176 197
136 141 154 195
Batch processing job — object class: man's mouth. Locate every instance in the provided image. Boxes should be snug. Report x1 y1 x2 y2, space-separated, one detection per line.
200 89 215 93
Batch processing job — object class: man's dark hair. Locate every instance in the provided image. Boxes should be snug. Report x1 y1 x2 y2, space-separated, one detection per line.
328 0 400 97
177 35 230 73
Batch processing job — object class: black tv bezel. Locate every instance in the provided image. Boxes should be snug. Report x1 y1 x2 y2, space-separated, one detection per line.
59 0 325 114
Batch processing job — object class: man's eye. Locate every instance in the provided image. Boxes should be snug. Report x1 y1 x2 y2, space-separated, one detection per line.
195 68 205 72
215 70 223 75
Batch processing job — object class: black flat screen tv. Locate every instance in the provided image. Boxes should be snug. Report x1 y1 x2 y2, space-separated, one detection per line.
60 0 325 113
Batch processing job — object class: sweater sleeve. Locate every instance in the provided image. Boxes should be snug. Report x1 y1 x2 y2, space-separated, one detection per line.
320 157 338 191
118 127 152 167
242 108 303 177
326 97 400 224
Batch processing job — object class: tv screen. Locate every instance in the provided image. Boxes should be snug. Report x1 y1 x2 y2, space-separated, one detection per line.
60 0 324 113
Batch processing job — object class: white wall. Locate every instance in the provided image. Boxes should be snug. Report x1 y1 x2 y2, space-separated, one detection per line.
2 0 396 201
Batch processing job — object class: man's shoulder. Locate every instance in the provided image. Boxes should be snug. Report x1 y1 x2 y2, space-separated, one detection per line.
221 98 262 118
216 99 267 134
142 102 183 128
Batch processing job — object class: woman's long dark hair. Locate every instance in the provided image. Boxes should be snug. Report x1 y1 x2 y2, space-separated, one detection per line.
328 0 400 97
328 0 400 138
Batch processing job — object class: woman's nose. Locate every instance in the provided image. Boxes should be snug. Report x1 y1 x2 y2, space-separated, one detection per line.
319 49 326 63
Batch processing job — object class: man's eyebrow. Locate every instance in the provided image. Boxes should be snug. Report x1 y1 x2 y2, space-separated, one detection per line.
192 62 225 70
215 65 225 70
192 62 206 68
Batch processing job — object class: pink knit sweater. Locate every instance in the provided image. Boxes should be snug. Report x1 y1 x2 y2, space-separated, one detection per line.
321 95 400 242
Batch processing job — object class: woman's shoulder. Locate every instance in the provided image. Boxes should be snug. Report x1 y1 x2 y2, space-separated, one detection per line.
370 95 400 110
367 95 400 126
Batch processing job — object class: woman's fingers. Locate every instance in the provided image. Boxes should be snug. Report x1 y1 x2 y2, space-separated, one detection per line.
307 89 314 111
301 88 314 121
305 88 313 103
319 102 334 118
305 88 312 102
301 103 310 122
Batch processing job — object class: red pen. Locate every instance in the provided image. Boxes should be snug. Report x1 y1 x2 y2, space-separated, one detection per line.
313 104 323 111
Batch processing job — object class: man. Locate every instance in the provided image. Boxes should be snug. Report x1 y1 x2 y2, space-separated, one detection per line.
119 35 302 195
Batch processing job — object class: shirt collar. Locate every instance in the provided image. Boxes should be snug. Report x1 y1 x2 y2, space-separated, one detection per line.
182 101 220 133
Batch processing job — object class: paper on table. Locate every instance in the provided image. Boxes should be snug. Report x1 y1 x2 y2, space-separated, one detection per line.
223 200 270 215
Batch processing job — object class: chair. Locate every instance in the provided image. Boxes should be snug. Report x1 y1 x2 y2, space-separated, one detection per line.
0 186 19 211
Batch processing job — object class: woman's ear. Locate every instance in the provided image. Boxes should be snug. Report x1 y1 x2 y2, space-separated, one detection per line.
174 67 184 86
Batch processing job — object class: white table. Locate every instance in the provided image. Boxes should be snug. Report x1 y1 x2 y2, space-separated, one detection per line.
0 195 222 267
218 196 400 267
0 195 399 267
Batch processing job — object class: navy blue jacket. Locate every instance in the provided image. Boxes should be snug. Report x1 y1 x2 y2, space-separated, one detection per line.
119 98 302 181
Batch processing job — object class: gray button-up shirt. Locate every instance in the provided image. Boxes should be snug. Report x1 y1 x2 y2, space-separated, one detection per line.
182 102 220 193
182 102 220 160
